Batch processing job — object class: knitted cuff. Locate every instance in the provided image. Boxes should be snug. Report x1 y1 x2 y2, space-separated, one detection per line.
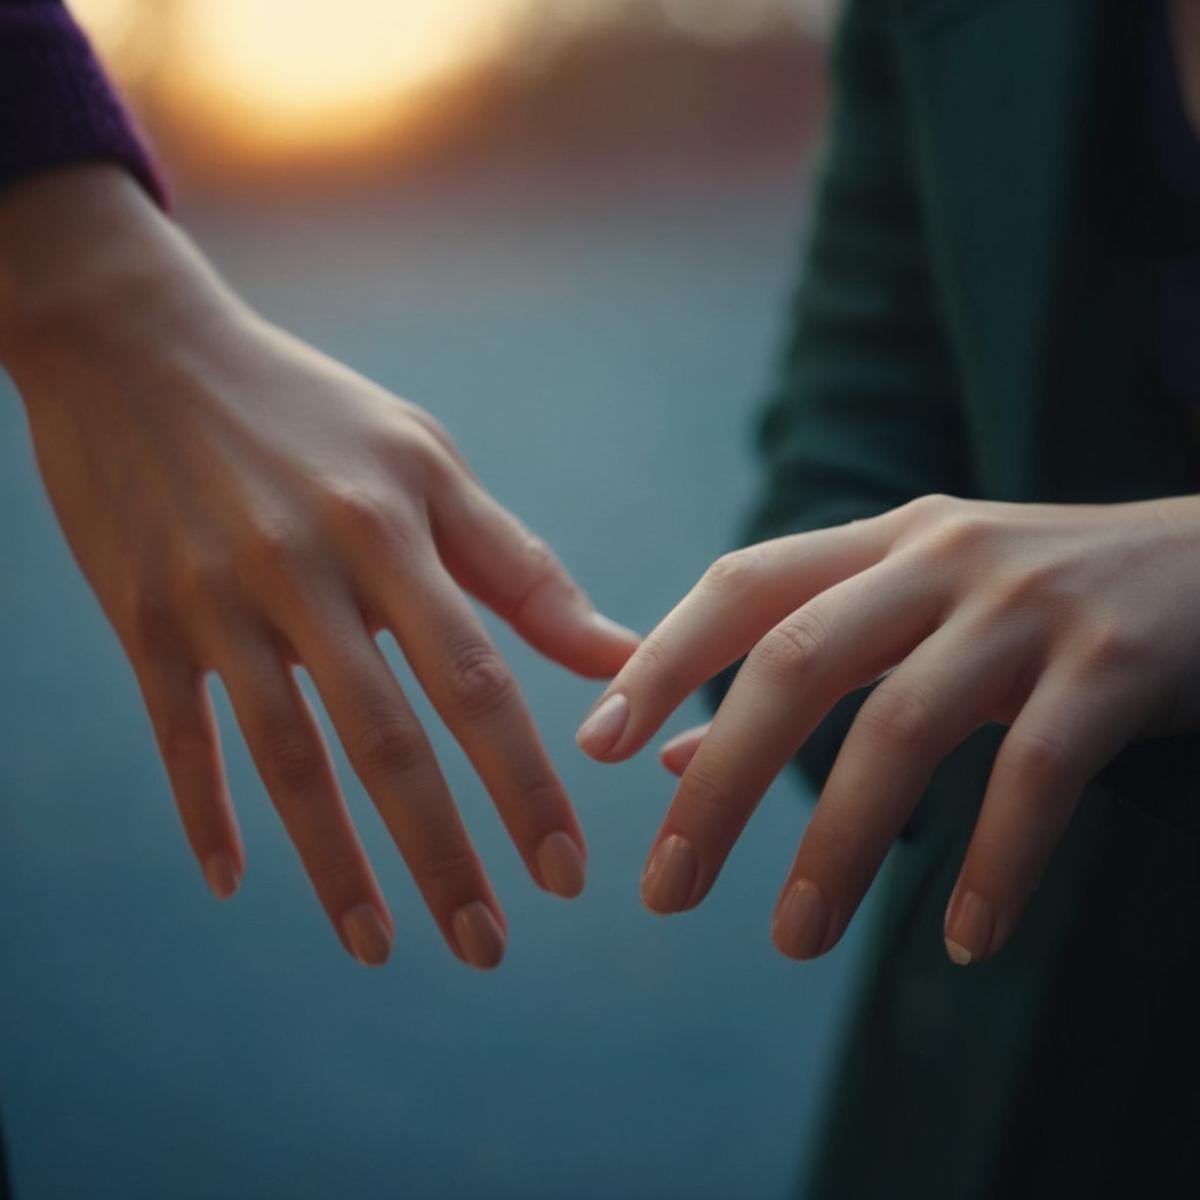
0 1 170 209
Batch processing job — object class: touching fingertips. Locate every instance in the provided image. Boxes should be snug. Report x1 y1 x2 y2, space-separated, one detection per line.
341 903 393 967
453 901 506 970
943 888 994 966
575 692 630 758
536 830 586 899
203 851 241 901
639 834 697 914
772 880 830 960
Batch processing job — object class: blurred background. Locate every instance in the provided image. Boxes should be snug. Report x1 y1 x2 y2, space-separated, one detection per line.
0 2 885 1197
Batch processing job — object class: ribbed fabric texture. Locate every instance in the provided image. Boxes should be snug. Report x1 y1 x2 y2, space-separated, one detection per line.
0 0 168 207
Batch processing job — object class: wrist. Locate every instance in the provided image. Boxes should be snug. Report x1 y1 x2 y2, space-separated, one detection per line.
0 164 248 396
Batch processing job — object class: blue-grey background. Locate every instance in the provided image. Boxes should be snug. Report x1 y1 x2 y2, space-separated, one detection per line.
0 167 876 1198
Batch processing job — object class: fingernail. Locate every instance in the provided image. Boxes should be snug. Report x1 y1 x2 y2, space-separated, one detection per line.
773 880 830 960
588 611 640 643
203 852 240 901
536 831 586 899
639 834 697 914
944 889 993 966
453 902 506 970
575 693 630 757
341 904 392 967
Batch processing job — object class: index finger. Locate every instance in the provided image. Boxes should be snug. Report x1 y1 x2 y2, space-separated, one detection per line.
575 518 895 762
639 549 941 915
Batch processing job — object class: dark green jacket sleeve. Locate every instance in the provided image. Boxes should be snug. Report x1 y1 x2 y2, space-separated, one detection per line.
709 0 969 814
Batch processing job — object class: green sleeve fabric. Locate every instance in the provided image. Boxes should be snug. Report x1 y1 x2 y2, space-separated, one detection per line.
709 0 968 813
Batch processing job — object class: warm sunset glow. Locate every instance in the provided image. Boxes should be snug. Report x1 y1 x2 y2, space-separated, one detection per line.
68 0 836 162
170 0 524 154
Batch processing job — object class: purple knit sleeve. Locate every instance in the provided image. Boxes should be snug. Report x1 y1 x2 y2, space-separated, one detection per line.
0 0 169 208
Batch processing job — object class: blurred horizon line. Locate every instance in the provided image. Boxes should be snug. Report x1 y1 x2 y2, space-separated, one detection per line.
72 0 834 193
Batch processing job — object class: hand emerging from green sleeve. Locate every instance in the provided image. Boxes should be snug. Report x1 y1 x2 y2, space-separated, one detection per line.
578 492 1200 966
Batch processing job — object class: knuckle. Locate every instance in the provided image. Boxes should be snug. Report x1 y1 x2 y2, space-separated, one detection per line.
631 630 671 673
322 484 395 548
752 610 828 684
242 522 309 586
306 849 365 893
1005 724 1070 784
445 643 517 720
156 722 211 778
410 844 478 890
679 756 729 825
507 533 569 621
257 728 323 794
383 424 449 483
857 683 934 748
700 547 767 596
905 492 961 523
985 562 1060 615
350 716 426 777
179 553 239 608
922 511 999 561
1075 618 1149 676
126 586 179 648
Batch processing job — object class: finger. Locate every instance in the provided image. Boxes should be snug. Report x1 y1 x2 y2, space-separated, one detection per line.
373 550 589 901
660 724 709 777
217 633 394 967
640 547 945 915
135 656 244 900
430 480 640 679
290 603 508 970
770 604 1038 961
942 657 1145 966
576 518 896 762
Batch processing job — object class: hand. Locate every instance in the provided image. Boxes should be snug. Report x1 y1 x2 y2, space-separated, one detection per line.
1 166 638 969
576 492 1200 965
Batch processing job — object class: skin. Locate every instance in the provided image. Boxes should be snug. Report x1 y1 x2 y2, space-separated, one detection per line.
578 8 1200 970
578 493 1200 965
0 164 639 971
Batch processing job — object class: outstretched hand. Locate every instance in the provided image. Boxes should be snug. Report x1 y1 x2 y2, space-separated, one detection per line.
1 166 638 969
578 492 1200 965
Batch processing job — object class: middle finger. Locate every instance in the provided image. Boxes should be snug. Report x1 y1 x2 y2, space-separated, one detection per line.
639 547 945 914
373 553 588 901
771 604 1038 960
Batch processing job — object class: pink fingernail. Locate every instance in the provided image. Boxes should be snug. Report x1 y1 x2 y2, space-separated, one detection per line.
639 834 697 914
341 904 392 967
453 902 506 970
575 693 629 757
536 831 586 899
944 889 993 966
203 852 240 901
772 880 830 960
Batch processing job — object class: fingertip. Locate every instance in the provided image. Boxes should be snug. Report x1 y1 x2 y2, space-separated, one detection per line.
587 611 641 647
771 880 830 961
341 903 393 967
942 888 994 966
453 901 507 970
536 830 586 899
575 692 630 759
202 851 242 901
